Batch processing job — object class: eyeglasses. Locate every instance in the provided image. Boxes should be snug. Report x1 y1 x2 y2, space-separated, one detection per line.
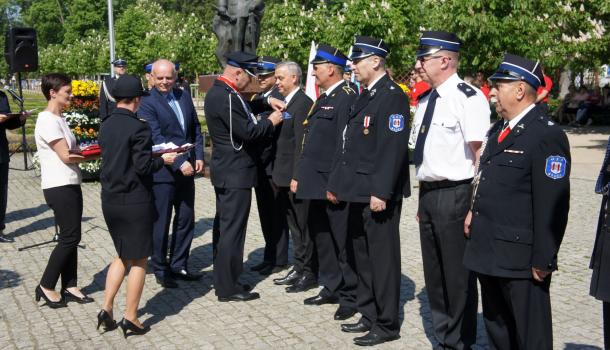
417 55 449 64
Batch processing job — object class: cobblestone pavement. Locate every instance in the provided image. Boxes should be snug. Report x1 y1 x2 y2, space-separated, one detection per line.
0 127 608 349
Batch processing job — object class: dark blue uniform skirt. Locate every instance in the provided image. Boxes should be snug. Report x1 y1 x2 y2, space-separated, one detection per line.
102 191 154 260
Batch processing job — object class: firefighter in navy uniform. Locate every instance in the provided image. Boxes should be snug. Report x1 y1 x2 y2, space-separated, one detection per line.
463 53 571 350
100 59 128 119
204 51 284 302
327 36 411 347
294 44 358 321
248 56 291 276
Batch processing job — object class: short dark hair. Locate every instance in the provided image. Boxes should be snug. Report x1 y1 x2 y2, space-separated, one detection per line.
41 73 71 101
116 97 136 104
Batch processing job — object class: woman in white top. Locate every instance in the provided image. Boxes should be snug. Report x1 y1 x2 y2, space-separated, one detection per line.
34 73 97 308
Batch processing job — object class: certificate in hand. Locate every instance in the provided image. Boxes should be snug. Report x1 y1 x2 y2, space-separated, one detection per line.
69 144 101 156
152 142 195 156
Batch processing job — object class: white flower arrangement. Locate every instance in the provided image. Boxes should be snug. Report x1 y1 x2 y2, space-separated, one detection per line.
63 112 100 126
79 159 101 173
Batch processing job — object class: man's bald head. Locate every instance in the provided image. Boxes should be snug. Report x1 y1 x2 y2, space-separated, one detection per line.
151 59 176 93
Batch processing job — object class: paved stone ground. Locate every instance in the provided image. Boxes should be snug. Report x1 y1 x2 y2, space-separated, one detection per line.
0 126 608 349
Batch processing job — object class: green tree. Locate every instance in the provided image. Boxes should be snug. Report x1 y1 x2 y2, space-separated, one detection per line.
62 0 107 44
21 0 66 47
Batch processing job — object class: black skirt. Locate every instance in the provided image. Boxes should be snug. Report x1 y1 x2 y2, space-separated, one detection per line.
591 195 610 301
102 191 154 260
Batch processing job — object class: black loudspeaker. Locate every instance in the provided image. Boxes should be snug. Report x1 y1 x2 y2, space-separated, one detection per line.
4 27 38 73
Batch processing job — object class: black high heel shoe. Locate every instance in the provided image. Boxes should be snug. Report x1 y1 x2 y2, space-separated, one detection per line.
35 285 66 308
61 288 94 304
118 318 150 338
96 309 118 332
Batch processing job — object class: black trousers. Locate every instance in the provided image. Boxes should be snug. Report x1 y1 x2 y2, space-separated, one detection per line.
349 201 402 337
478 273 553 350
254 171 288 266
151 177 195 278
277 188 314 274
213 187 251 297
419 183 478 349
40 185 82 290
0 162 8 231
309 200 356 308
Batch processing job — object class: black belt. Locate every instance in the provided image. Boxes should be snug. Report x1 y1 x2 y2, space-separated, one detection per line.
419 178 473 191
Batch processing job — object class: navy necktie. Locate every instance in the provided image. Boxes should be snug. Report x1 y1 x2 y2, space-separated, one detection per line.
413 89 439 166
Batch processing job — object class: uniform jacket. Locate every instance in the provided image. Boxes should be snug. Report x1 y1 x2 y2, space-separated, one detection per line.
99 76 117 120
327 74 411 203
463 105 571 279
590 137 610 301
272 89 312 187
250 87 283 176
204 79 275 189
99 108 164 204
296 81 357 200
138 87 204 183
0 91 23 164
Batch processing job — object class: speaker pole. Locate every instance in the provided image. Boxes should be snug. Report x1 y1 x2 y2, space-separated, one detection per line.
107 0 116 78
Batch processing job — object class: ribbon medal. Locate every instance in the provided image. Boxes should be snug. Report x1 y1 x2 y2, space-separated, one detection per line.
363 116 370 135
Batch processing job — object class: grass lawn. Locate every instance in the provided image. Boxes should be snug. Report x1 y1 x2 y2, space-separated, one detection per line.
6 90 47 135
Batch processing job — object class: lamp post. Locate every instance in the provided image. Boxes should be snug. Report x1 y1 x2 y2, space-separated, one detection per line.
107 0 115 77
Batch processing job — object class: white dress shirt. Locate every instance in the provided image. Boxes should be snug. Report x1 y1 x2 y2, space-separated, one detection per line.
411 73 491 182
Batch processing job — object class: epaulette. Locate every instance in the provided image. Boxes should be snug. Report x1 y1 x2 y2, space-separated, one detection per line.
342 85 355 95
457 83 477 97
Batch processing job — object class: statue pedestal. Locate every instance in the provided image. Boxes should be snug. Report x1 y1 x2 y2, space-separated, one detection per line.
198 74 262 100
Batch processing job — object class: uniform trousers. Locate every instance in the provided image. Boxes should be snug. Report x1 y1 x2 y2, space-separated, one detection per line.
418 183 478 349
604 302 610 349
150 176 195 278
213 187 251 297
478 273 553 350
277 188 314 275
40 185 82 290
0 162 8 231
254 169 288 266
309 200 356 307
349 201 402 337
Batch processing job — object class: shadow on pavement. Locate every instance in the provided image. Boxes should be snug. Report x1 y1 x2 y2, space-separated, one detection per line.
564 344 601 350
193 217 214 239
0 269 21 290
8 216 92 239
4 204 49 225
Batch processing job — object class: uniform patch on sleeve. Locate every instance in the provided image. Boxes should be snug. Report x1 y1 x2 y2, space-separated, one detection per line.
388 114 405 132
545 155 567 179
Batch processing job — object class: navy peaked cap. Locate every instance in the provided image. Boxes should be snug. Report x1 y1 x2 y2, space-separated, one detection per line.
256 56 281 75
224 51 259 76
310 44 348 67
349 36 389 60
416 31 461 57
489 53 545 89
112 58 127 67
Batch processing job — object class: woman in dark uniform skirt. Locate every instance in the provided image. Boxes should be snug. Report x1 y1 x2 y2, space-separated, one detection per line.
590 136 610 349
96 75 177 337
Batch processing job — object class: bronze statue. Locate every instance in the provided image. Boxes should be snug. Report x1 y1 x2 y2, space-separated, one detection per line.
213 0 265 68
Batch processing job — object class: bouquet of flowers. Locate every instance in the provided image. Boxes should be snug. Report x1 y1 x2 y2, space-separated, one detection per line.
64 80 101 179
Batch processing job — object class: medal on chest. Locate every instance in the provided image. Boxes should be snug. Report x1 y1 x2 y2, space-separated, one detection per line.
363 116 370 135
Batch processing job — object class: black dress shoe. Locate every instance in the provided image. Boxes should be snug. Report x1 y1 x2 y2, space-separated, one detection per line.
218 291 260 302
239 283 252 292
341 320 371 333
258 264 288 276
35 285 66 309
353 331 400 346
334 305 357 320
273 270 301 285
118 318 150 338
250 261 271 271
0 234 14 243
303 292 339 305
97 309 118 332
155 276 178 288
285 275 317 293
172 269 202 281
61 288 94 304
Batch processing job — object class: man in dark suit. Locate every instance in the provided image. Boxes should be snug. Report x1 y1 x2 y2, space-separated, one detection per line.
327 36 411 346
138 59 205 288
100 59 128 119
295 44 358 321
463 53 571 350
0 90 26 243
268 61 315 293
205 51 284 302
249 56 290 276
